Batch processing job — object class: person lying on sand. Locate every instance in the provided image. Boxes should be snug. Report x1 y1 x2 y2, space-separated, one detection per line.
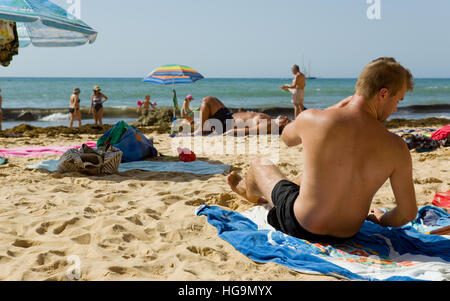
223 111 291 136
191 96 291 136
227 58 418 244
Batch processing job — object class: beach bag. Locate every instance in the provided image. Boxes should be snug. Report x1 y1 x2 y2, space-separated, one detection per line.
97 121 158 162
58 144 122 175
0 20 19 67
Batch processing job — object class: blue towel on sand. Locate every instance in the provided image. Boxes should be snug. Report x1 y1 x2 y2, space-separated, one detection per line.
196 205 450 281
28 160 231 175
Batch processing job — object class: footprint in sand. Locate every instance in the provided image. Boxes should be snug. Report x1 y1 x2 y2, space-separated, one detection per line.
53 217 80 235
83 207 96 219
36 222 52 235
122 233 136 243
125 215 143 226
36 250 66 265
108 266 128 275
186 246 229 261
144 208 161 220
112 224 127 232
12 239 36 248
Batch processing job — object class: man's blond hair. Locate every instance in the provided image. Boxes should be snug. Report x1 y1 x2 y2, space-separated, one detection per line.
355 58 414 100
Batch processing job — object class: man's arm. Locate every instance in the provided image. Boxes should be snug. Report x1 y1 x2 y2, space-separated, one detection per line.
281 113 305 147
288 74 303 89
374 139 418 227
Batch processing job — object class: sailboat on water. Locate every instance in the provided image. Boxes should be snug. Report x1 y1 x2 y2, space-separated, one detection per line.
302 56 317 79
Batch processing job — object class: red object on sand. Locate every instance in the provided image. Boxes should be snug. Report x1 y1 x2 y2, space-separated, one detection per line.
432 190 450 209
431 125 450 141
177 147 196 162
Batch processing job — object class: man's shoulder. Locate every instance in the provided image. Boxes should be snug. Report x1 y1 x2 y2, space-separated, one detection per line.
297 109 330 128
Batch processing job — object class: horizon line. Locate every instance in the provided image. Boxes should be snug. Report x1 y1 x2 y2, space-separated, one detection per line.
1 76 450 80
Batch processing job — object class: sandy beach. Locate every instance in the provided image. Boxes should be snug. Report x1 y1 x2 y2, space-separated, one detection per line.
0 120 448 281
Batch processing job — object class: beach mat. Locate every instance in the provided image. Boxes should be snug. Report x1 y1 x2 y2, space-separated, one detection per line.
196 205 450 281
27 159 231 175
0 142 97 158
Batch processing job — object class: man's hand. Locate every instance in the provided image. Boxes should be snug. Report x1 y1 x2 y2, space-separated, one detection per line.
280 85 289 91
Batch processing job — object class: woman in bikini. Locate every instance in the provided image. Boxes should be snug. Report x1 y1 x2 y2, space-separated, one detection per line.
89 85 108 126
69 88 82 128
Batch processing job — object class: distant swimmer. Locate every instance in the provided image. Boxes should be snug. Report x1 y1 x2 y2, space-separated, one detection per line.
89 85 108 126
137 94 156 116
281 64 306 118
69 88 82 128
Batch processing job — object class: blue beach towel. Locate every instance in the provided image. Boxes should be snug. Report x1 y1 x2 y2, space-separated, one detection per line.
27 159 231 175
196 205 450 281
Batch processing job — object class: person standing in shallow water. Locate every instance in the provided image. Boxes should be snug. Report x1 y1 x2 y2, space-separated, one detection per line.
89 85 108 126
281 65 306 118
69 88 82 128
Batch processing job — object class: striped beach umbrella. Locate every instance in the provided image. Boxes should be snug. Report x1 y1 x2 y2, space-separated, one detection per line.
143 65 204 117
143 64 204 85
0 0 98 47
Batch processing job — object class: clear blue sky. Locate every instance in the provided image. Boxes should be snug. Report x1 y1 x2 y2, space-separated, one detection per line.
2 0 450 78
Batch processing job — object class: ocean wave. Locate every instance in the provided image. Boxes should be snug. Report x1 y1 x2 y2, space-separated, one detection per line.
1 103 448 122
39 113 70 122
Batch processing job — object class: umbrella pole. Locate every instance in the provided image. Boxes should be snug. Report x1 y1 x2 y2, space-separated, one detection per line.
172 80 176 119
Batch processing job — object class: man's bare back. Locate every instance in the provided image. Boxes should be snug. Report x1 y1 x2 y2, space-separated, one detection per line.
287 104 415 237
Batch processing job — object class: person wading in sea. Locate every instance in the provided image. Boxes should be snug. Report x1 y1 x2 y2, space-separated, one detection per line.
281 64 306 118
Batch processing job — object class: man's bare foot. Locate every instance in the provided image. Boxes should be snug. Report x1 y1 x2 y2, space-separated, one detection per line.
227 172 248 200
227 172 267 204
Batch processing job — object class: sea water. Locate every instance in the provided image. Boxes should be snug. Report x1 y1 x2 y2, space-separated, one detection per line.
0 77 449 129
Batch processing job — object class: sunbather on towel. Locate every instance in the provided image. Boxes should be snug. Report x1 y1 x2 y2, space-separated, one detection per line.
223 112 291 136
227 57 418 243
191 96 291 136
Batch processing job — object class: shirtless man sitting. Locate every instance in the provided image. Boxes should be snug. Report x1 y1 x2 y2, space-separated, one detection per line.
191 96 291 136
227 58 417 243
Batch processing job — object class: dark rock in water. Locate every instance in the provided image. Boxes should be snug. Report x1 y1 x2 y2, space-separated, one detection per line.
17 111 36 121
131 107 173 133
